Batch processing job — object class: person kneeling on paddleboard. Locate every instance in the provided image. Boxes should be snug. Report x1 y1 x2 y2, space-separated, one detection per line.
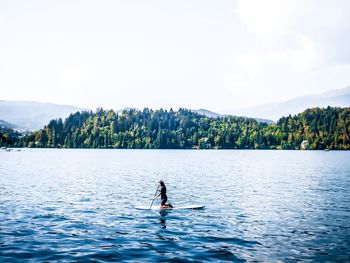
157 180 173 208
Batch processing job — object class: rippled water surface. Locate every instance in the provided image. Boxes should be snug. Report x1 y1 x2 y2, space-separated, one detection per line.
1 149 349 262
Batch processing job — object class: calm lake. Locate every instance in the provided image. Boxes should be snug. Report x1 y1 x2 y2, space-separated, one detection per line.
1 149 349 261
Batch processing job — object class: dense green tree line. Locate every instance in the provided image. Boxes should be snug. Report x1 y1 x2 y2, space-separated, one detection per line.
0 127 22 147
2 107 350 150
277 107 350 150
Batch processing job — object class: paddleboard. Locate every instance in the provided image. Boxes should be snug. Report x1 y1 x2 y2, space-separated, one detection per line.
136 205 205 210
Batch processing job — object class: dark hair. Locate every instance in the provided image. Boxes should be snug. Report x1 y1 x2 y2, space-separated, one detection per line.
159 180 165 186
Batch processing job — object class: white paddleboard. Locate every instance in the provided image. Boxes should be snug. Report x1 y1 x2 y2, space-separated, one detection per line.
135 205 205 210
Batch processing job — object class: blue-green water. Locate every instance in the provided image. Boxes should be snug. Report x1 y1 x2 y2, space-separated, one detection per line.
1 149 349 262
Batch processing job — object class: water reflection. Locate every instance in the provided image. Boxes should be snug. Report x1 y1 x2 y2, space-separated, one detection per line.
159 217 166 228
159 210 170 217
159 210 170 228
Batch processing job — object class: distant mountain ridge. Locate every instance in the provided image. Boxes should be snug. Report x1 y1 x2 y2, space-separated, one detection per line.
192 109 223 118
0 101 87 131
192 109 274 124
1 87 349 131
0 119 18 130
222 87 350 121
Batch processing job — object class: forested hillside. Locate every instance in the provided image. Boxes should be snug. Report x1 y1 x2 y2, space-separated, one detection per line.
277 107 350 149
2 106 344 150
0 126 22 147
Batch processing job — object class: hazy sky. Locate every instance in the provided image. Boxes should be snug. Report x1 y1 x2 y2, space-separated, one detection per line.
1 0 350 111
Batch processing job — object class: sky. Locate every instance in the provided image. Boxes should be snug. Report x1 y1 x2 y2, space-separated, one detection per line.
1 0 350 112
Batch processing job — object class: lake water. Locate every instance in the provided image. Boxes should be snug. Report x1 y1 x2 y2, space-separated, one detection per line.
0 149 349 262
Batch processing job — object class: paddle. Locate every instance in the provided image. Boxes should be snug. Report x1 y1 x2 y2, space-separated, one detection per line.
149 185 159 209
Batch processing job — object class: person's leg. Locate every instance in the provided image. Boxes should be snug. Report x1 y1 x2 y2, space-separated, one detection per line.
161 197 167 206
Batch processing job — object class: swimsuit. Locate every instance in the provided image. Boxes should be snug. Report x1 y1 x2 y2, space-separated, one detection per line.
160 185 167 205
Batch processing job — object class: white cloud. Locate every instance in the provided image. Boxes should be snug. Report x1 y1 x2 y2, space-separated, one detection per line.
1 1 349 111
236 0 350 38
235 0 350 66
289 35 318 71
237 52 264 78
224 73 246 92
235 0 327 72
200 17 214 23
222 0 350 107
236 0 297 37
228 34 320 95
265 35 319 71
59 64 89 91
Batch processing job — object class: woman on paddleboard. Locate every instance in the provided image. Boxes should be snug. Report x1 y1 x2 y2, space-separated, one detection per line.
157 180 173 208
